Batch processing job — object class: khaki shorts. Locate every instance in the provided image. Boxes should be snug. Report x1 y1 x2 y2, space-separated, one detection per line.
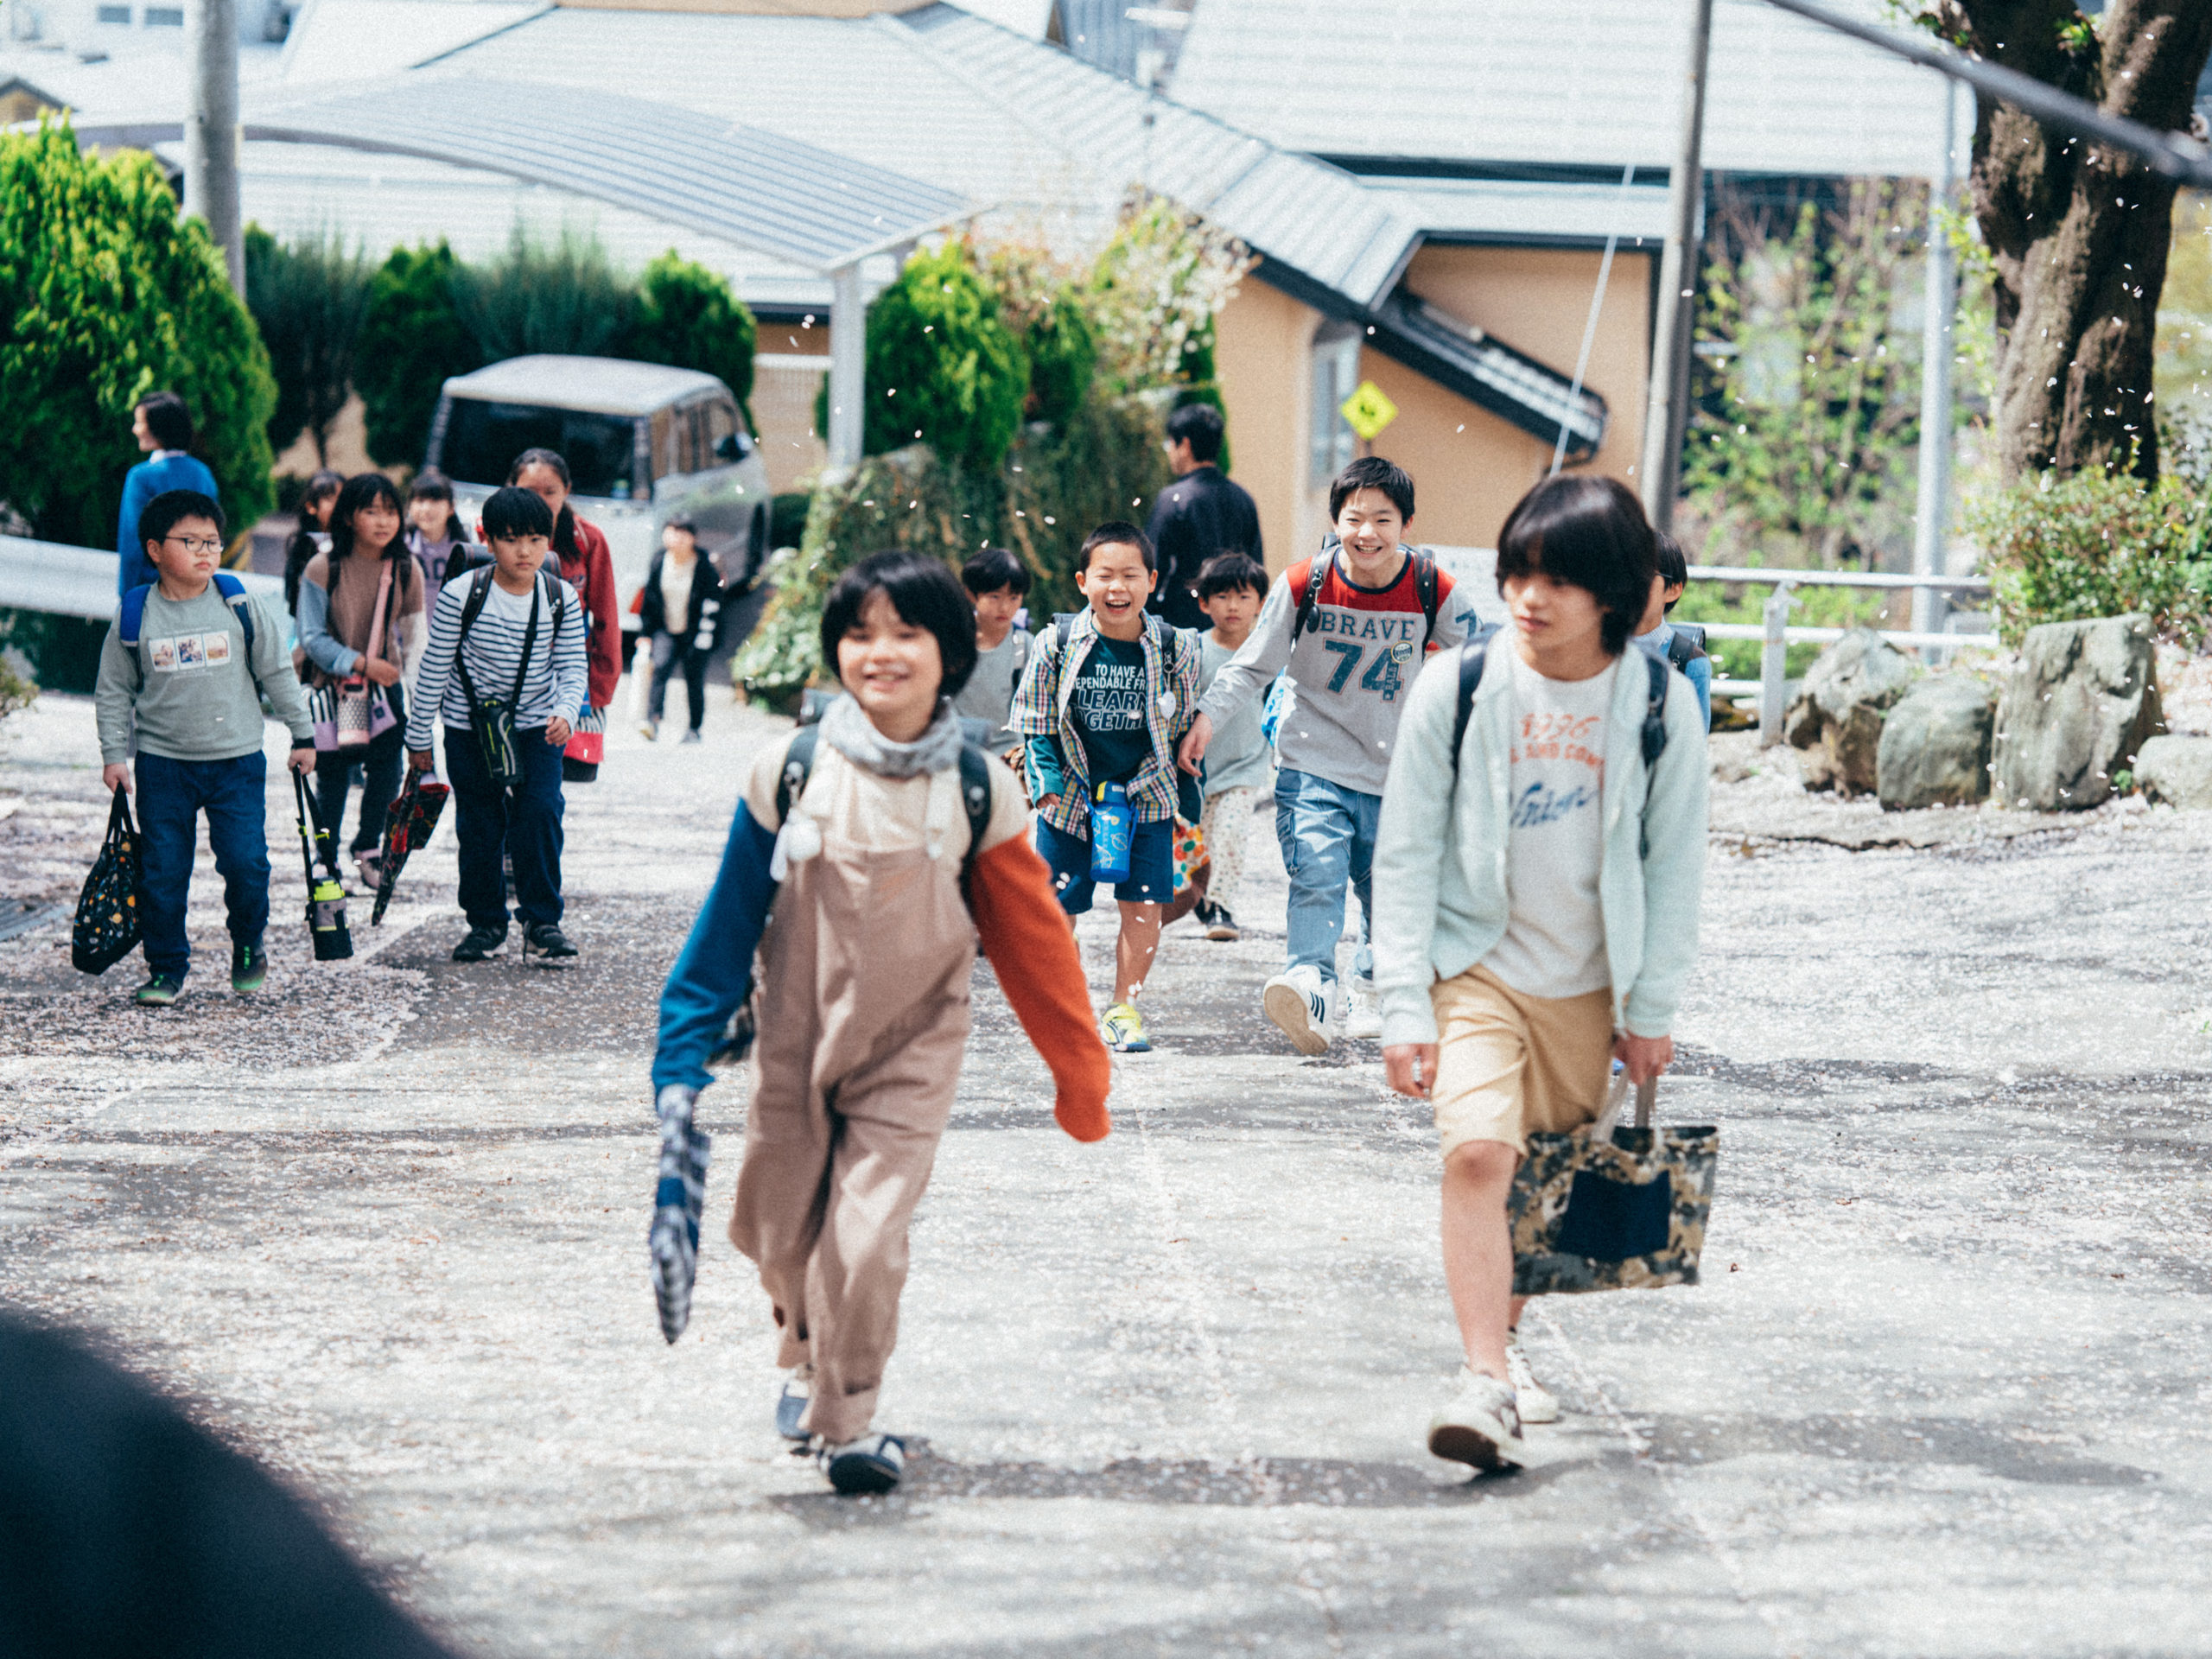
1430 964 1615 1160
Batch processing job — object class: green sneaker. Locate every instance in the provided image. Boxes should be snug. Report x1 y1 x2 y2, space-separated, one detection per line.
135 973 182 1007
231 941 267 994
1101 1001 1150 1053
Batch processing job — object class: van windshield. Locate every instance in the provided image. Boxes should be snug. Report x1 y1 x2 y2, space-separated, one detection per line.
440 400 641 499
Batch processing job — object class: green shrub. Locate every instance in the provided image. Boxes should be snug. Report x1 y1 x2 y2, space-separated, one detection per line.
1022 284 1096 425
1964 468 2212 645
245 224 372 465
624 251 758 429
0 643 36 724
449 224 633 363
357 241 477 468
857 244 1028 471
0 119 276 548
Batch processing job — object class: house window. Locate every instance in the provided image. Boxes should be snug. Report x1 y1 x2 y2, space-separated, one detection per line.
144 6 183 22
1310 322 1360 487
98 4 132 22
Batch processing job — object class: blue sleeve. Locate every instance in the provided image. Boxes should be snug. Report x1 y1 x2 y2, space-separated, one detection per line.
652 799 780 1091
1687 656 1713 732
116 469 152 591
295 576 358 676
1025 735 1067 803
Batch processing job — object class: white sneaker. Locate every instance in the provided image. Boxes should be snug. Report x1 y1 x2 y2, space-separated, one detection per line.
1427 1366 1526 1471
1344 977 1382 1041
1262 964 1333 1055
1504 1330 1559 1423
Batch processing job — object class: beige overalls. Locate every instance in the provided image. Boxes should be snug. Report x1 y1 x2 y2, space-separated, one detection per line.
728 766 977 1444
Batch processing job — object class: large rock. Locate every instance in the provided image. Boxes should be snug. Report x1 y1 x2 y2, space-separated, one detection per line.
1876 675 1996 809
2133 734 2212 809
1992 613 2163 811
1784 629 1918 794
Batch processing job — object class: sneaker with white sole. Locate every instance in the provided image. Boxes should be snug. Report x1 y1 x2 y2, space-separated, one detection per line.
1344 976 1382 1041
1101 1001 1151 1052
1427 1366 1526 1471
1262 964 1333 1056
775 1364 813 1443
817 1432 906 1496
1201 902 1241 943
1504 1330 1559 1424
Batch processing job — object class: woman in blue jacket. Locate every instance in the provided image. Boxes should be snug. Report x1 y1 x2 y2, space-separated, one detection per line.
117 393 219 594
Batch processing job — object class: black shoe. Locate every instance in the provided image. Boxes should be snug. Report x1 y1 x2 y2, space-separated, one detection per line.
452 924 508 962
523 922 578 960
230 940 267 993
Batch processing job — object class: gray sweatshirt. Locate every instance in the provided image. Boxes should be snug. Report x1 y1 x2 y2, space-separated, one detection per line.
95 584 314 765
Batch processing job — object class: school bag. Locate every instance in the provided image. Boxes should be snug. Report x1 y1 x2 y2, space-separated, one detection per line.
1665 623 1708 670
71 787 143 975
451 566 564 791
118 573 258 658
1288 537 1443 649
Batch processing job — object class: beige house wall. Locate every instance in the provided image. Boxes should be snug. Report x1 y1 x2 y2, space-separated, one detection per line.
1212 245 1654 574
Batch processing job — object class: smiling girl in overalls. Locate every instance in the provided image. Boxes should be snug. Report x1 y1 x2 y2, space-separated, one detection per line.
653 550 1112 1496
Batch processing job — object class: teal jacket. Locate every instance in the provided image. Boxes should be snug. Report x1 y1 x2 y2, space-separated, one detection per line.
1371 642 1708 1048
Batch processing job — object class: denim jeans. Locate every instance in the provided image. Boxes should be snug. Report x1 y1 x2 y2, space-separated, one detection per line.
444 724 565 929
1273 766 1378 986
134 749 270 979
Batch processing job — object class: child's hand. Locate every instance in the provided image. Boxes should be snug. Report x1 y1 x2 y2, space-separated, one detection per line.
408 748 436 773
363 658 402 689
287 747 315 777
102 763 130 794
1612 1032 1675 1085
545 717 573 747
1177 714 1212 775
1383 1042 1437 1099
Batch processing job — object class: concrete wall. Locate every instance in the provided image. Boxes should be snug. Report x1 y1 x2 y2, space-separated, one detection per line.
1213 244 1653 575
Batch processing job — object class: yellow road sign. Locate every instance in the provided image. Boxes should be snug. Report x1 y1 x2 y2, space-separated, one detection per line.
1340 379 1397 442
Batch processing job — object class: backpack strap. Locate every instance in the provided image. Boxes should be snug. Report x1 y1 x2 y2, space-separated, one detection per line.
210 572 255 654
118 583 152 649
774 725 820 826
1287 552 1331 645
1413 549 1440 651
957 742 994 876
1638 651 1669 858
1449 623 1498 774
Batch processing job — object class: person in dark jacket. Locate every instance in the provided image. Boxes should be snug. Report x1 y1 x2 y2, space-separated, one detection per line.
637 515 722 744
1144 402 1263 631
117 392 220 594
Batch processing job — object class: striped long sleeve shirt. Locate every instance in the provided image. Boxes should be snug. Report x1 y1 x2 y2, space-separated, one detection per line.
404 567 589 750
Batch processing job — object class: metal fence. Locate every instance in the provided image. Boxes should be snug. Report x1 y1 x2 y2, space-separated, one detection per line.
1 535 287 624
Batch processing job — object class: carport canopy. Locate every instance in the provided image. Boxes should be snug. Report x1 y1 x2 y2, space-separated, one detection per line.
65 74 982 467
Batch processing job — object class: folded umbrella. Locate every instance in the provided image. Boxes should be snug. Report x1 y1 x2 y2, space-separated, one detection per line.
372 772 451 925
648 1087 712 1344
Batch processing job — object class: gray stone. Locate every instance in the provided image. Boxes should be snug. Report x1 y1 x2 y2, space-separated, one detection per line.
1783 628 1918 794
1876 675 1996 809
2133 734 2212 808
1992 613 2163 810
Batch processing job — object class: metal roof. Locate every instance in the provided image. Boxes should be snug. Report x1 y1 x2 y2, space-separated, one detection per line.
1169 0 1957 181
441 355 731 416
63 73 979 273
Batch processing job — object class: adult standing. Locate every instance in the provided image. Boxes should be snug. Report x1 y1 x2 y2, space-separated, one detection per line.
116 392 219 594
296 474 426 890
637 516 721 744
1144 403 1262 632
509 448 619 782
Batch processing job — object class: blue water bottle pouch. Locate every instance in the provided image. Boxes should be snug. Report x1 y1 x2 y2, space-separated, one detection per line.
1090 781 1134 882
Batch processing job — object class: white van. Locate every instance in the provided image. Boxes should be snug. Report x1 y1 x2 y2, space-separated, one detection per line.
425 355 774 633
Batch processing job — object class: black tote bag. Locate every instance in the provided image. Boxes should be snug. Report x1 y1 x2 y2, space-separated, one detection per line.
72 787 143 975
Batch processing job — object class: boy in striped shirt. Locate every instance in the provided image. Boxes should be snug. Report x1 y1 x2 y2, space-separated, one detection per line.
406 486 589 963
1178 457 1477 1053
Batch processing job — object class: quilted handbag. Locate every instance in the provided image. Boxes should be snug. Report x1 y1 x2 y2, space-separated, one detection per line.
1507 1072 1717 1296
72 786 143 975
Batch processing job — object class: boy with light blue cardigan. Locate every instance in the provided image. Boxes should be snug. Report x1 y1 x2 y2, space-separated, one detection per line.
1371 475 1707 1475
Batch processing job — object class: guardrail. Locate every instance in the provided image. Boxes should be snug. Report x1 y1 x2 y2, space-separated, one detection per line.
1 535 286 623
1686 564 1995 745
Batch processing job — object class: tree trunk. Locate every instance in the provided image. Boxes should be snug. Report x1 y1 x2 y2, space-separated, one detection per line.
1936 1 2212 482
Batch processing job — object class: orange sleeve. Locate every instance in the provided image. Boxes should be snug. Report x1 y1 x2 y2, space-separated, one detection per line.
967 834 1111 1142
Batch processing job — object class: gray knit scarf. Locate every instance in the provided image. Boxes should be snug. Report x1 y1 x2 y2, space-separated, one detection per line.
819 692 963 779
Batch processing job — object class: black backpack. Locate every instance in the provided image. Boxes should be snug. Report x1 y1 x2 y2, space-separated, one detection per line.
1664 623 1707 669
1291 538 1443 650
1448 626 1672 856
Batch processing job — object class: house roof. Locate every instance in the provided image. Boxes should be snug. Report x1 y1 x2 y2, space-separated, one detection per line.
1168 0 1958 181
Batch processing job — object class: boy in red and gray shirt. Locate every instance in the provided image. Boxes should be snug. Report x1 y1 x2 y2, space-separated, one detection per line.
1179 456 1476 1053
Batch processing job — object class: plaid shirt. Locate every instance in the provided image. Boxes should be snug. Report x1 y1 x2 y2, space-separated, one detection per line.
1014 608 1201 834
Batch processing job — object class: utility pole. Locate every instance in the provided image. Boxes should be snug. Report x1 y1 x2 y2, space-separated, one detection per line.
1911 78 1960 650
1638 0 1713 533
827 262 865 471
184 0 243 293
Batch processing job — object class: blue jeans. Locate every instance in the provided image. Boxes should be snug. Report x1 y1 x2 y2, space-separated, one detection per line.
1274 766 1377 987
445 726 565 929
134 750 270 980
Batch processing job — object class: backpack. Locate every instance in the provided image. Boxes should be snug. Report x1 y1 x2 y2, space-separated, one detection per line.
118 573 263 697
773 726 996 887
1449 626 1672 857
1665 623 1707 669
1290 540 1443 650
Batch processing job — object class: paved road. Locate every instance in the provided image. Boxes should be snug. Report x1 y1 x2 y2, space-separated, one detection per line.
4 696 2212 1657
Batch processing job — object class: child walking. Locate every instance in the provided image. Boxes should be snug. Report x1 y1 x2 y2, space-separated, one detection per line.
637 516 723 744
1634 532 1713 732
1189 552 1271 943
1371 476 1707 1471
652 550 1110 1497
950 546 1030 753
94 490 317 1005
1014 522 1202 1054
405 486 588 963
1179 457 1477 1053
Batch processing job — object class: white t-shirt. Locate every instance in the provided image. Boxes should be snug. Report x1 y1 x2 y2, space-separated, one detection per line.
1482 653 1617 1000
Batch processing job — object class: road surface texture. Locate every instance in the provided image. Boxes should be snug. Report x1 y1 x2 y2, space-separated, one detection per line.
4 696 2212 1659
